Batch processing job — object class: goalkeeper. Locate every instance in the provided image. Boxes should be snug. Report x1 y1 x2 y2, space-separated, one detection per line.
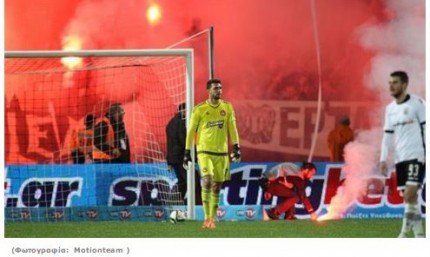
184 78 241 229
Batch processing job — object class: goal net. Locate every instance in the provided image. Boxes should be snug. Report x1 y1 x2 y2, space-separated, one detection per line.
4 49 195 222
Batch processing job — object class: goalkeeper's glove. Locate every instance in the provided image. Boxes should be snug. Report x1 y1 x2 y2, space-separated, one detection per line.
183 150 192 170
230 144 241 162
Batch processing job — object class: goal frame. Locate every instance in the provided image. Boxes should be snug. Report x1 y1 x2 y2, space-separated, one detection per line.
5 49 197 220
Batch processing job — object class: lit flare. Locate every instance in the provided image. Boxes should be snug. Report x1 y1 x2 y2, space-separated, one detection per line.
61 35 83 70
146 2 162 25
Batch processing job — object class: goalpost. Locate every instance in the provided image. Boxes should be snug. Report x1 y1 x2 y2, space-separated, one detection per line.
4 49 196 221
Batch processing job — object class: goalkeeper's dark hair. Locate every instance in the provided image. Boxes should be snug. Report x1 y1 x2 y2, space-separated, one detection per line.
207 78 222 89
390 71 409 84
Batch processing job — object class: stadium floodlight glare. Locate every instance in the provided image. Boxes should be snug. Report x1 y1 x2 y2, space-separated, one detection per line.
5 49 196 220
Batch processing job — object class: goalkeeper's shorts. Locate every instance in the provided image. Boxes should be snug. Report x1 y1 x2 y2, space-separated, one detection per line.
197 152 230 182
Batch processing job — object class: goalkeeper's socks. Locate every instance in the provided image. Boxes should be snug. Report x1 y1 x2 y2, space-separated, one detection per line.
411 204 424 238
209 192 220 221
411 217 424 238
399 204 415 236
399 217 411 237
201 188 211 220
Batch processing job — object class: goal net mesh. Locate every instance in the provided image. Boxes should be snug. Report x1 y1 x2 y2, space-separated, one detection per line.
5 52 190 221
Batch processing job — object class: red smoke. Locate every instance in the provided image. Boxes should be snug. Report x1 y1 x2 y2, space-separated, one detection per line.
5 0 424 164
6 0 386 101
319 0 425 220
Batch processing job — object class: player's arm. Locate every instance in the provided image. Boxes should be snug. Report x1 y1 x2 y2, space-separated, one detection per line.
416 97 426 145
327 130 335 149
185 107 199 150
258 176 272 200
183 107 200 169
228 104 240 145
78 130 93 154
279 176 293 189
69 129 78 151
165 120 175 169
228 104 241 162
296 178 316 220
380 107 393 175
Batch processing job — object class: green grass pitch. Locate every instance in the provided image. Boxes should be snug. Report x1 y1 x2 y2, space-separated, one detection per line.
5 219 423 238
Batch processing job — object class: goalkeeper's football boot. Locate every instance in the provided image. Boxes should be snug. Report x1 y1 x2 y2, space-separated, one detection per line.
202 219 210 229
207 220 216 229
202 219 216 229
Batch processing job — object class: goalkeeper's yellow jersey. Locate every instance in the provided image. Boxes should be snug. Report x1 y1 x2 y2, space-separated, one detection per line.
185 99 239 154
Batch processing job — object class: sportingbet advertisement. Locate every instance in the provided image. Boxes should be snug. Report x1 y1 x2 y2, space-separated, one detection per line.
4 163 426 222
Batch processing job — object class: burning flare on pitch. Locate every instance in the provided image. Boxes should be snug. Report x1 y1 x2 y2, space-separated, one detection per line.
317 132 380 222
317 186 350 221
61 35 83 70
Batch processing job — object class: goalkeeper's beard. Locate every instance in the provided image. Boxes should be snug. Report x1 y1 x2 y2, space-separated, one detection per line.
212 94 221 100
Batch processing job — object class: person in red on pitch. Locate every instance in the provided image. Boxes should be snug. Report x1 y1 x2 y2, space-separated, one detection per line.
261 162 318 221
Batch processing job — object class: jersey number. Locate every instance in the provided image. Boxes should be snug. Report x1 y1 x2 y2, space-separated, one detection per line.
408 164 419 178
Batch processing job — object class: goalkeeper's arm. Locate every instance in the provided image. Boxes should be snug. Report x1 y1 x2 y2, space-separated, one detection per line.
228 105 241 162
183 108 199 170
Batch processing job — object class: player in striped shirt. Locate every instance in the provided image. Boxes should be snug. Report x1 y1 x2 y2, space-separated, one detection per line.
184 78 241 229
380 71 425 238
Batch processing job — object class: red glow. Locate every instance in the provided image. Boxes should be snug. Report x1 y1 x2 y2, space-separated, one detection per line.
4 0 425 164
